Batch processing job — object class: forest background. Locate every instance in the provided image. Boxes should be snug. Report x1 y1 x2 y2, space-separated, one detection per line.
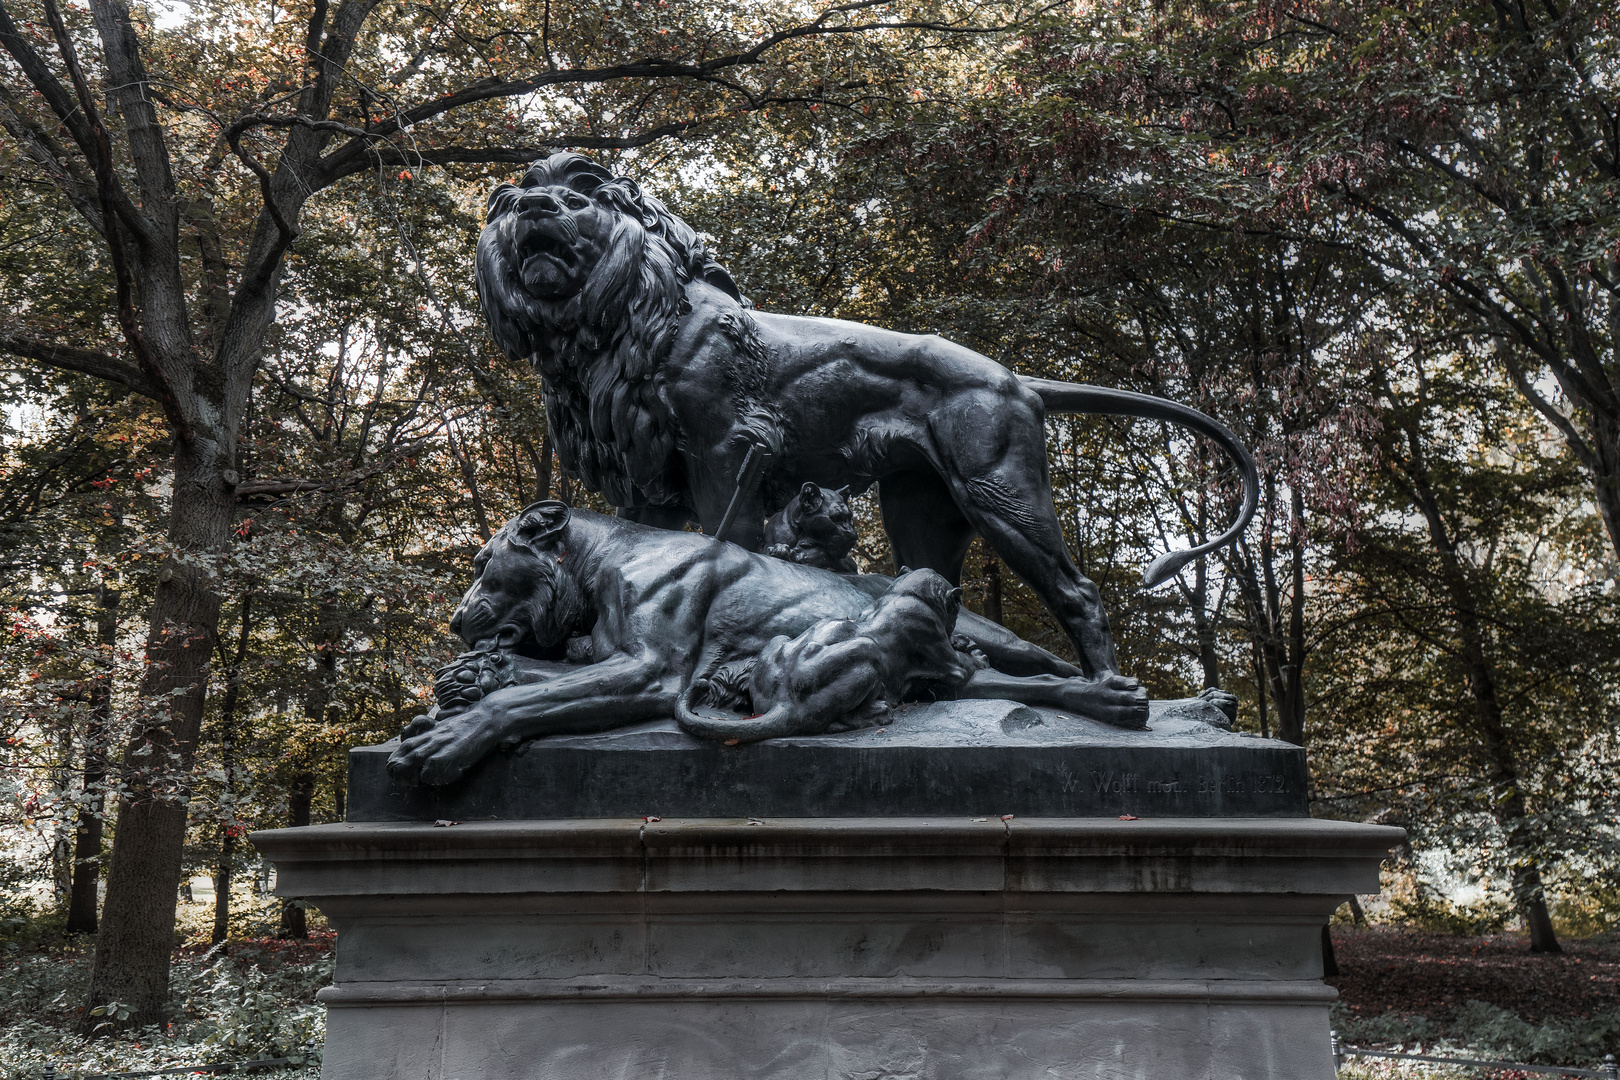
0 0 1618 1058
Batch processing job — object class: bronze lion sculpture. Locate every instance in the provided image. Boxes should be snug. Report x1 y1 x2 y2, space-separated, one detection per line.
387 503 1154 786
475 152 1258 679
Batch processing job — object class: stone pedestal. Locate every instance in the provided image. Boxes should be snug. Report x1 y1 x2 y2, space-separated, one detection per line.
253 816 1400 1080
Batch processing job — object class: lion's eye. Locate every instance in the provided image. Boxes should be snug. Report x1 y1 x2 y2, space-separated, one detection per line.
563 193 587 209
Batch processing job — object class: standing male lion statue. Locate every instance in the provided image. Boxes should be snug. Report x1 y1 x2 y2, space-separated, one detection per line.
476 152 1258 679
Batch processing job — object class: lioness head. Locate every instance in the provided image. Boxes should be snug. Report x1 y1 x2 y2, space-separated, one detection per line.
450 501 585 653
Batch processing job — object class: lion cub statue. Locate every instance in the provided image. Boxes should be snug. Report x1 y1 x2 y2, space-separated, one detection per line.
762 482 859 573
675 568 982 743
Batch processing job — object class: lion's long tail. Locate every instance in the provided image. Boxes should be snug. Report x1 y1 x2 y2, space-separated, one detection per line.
673 685 801 744
1021 377 1260 589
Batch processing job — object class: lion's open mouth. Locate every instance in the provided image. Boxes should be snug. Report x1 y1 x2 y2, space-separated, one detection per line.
516 219 579 293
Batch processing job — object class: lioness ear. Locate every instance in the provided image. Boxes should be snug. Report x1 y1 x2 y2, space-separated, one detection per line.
836 485 851 499
514 500 570 547
798 481 821 506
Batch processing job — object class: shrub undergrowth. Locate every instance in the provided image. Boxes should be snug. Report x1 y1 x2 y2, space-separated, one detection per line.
1 909 328 1080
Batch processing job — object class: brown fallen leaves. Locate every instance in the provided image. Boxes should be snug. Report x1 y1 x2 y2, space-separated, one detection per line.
1330 928 1620 1025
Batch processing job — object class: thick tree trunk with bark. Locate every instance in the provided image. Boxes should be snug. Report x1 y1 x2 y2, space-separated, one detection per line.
83 445 233 1026
67 582 119 934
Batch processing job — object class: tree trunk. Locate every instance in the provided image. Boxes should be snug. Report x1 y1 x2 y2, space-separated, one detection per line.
211 831 235 947
1229 525 1306 746
279 638 332 941
211 594 252 946
278 771 315 939
67 581 119 934
1321 926 1339 977
982 552 1003 625
1188 555 1220 689
1516 864 1562 953
1274 487 1308 746
1251 642 1270 739
83 443 232 1029
1387 399 1563 955
1589 407 1620 563
537 426 553 502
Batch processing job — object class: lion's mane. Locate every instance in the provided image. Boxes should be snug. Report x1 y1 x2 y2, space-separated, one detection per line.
475 152 748 511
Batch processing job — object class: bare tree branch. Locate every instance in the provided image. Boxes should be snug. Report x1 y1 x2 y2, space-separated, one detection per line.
0 0 156 247
0 327 160 398
0 82 102 229
315 1 1009 181
39 0 192 441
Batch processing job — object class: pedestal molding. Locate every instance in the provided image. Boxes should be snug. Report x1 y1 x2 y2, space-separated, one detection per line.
318 976 1341 1006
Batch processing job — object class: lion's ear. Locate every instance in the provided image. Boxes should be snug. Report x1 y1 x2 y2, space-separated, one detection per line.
798 481 821 506
514 500 570 547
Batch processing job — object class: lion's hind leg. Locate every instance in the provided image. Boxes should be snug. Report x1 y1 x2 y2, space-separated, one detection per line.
929 396 1121 678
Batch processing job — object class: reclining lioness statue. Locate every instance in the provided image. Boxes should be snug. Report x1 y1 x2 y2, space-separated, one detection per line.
386 502 1154 787
475 152 1259 680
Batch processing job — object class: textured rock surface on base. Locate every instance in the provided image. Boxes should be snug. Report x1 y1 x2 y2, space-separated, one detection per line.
350 698 1305 820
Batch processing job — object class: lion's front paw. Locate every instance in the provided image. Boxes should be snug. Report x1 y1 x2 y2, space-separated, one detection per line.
434 650 518 715
386 701 507 787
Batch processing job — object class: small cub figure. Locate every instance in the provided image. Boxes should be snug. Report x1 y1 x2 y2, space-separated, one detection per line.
676 568 981 742
762 482 858 572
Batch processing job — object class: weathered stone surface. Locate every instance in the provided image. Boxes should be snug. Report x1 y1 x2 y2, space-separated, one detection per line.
253 816 1403 1080
350 700 1305 821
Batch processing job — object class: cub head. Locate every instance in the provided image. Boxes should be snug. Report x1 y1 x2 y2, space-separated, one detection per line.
877 568 963 629
450 501 584 652
766 482 856 568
